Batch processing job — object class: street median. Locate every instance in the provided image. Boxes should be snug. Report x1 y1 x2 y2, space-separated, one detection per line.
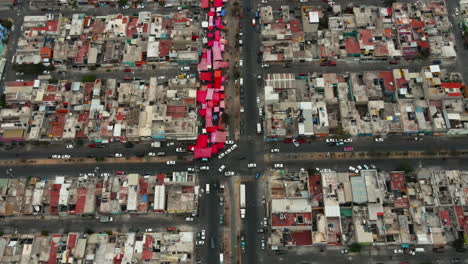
266 149 468 162
0 156 190 167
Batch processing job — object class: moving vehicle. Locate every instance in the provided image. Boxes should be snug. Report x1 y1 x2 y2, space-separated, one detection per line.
151 142 161 148
166 160 176 165
206 184 210 194
248 163 256 168
257 123 262 134
200 166 210 171
274 163 284 168
99 216 113 223
240 184 246 219
114 153 123 158
270 148 280 153
219 165 226 172
344 147 354 152
292 139 300 147
225 171 234 176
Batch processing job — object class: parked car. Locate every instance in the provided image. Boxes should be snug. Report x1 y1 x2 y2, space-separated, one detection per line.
248 163 256 168
270 148 280 153
176 147 186 152
320 60 337 66
61 154 71 159
348 166 359 173
375 137 384 142
292 139 300 147
51 154 61 159
274 163 284 168
224 171 235 176
166 160 176 165
195 240 205 245
255 172 261 179
114 153 123 158
187 168 195 172
201 230 206 240
251 18 256 26
66 144 74 149
200 166 210 171
219 165 226 172
226 140 234 144
218 153 226 159
99 216 113 223
344 147 354 152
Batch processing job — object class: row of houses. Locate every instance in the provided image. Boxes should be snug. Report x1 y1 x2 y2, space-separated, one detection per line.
0 172 198 216
262 66 468 139
0 231 194 263
14 11 201 67
1 75 199 142
267 168 468 248
259 0 456 62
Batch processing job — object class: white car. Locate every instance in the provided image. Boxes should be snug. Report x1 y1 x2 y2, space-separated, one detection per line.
226 140 234 145
292 139 300 147
356 165 363 170
201 230 206 240
394 249 404 254
181 66 190 71
270 148 280 153
225 148 232 154
349 166 359 173
344 138 352 143
185 217 194 221
230 144 238 151
51 154 61 159
176 147 186 152
218 153 226 159
239 59 243 67
370 164 377 169
225 171 235 176
148 152 156 157
195 240 205 245
341 249 349 254
43 71 50 74
259 107 263 116
200 166 210 171
455 7 460 16
274 163 283 168
61 155 71 159
100 173 110 177
87 173 95 177
261 0 267 3
256 97 260 104
166 160 176 165
114 153 123 158
248 163 256 168
66 144 74 149
167 142 175 147
122 5 130 9
219 165 226 172
187 168 195 172
363 164 369 170
262 217 268 226
374 137 384 142
325 138 335 143
261 64 270 68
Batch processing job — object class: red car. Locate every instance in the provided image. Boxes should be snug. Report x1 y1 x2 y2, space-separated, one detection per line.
284 138 293 143
297 139 306 143
87 144 97 148
344 147 354 152
115 171 125 175
320 61 337 66
389 60 399 64
123 68 132 72
298 72 308 76
123 76 132 80
167 227 177 232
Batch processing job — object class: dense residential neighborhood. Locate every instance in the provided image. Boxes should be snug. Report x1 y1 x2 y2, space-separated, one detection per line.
0 0 468 264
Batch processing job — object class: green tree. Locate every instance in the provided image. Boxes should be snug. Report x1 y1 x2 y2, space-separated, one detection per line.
0 19 13 30
119 0 128 6
395 161 414 175
0 94 6 108
81 75 97 83
349 243 362 252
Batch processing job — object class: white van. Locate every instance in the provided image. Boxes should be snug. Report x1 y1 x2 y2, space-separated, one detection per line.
206 184 210 194
240 78 243 86
415 248 425 252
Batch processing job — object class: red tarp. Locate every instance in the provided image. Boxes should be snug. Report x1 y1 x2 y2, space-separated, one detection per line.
196 135 209 148
194 147 212 158
199 109 207 116
206 126 218 132
211 144 219 154
200 0 208 8
196 90 207 103
200 72 213 81
214 0 223 7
